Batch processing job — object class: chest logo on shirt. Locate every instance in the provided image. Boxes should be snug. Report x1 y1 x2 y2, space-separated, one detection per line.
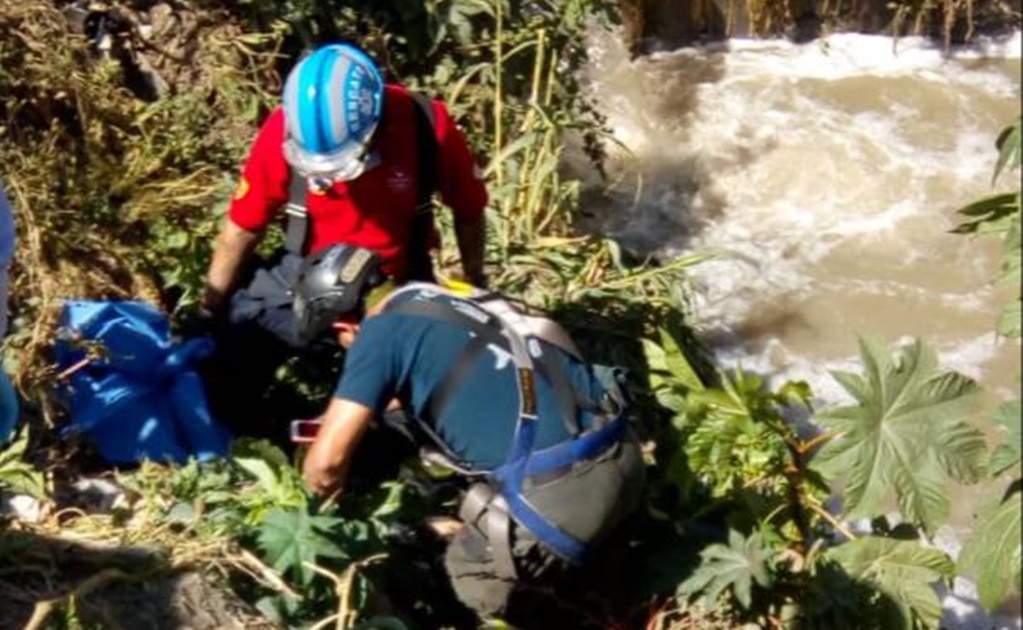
386 167 412 194
233 177 250 201
479 335 514 371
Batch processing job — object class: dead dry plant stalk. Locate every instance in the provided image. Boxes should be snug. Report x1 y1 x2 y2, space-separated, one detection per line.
305 554 388 630
23 568 134 630
234 548 301 599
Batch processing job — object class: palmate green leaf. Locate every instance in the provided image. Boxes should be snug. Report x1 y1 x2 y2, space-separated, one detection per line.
959 487 1022 609
988 398 1022 477
827 537 954 630
0 433 45 498
951 192 1019 235
812 338 985 532
256 507 347 587
678 530 773 609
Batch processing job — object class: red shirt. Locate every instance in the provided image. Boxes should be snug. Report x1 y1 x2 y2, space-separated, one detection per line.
229 85 488 279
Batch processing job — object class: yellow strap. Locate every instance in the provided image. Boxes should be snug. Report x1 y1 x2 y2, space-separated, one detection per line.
439 277 477 297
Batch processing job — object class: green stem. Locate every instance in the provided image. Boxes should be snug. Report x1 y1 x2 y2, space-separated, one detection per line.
808 501 858 541
798 430 839 455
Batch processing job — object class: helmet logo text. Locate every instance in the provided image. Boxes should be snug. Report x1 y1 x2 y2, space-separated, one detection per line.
339 248 372 283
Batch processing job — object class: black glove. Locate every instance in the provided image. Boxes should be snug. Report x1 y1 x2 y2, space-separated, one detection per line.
175 306 219 340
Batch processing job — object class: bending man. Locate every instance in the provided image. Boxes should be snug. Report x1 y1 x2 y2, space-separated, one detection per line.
295 244 646 619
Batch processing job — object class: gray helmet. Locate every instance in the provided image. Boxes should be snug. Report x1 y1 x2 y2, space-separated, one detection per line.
293 244 386 343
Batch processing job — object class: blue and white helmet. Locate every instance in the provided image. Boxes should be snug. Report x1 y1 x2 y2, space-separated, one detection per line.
282 44 384 181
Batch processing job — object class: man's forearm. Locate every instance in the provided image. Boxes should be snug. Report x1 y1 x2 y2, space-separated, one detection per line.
203 219 262 311
303 398 374 497
454 214 486 286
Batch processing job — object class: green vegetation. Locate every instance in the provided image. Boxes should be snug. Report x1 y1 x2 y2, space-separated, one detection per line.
641 327 1010 630
0 1 1020 629
954 116 1022 614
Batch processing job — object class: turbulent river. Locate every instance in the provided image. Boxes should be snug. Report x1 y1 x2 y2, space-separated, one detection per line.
578 28 1021 627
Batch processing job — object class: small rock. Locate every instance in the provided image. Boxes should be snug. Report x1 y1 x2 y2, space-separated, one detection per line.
1 494 42 523
71 477 126 514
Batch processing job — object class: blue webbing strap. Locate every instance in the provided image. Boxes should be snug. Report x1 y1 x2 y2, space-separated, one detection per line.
492 402 625 563
494 438 589 562
524 413 625 477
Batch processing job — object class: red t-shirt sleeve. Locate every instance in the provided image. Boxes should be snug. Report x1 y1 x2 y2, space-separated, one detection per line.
228 108 290 232
431 101 488 222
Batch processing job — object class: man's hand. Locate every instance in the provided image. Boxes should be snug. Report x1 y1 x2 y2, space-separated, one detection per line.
302 398 375 497
176 306 219 339
425 516 464 540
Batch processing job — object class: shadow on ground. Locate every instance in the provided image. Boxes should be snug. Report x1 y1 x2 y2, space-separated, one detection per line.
0 529 272 630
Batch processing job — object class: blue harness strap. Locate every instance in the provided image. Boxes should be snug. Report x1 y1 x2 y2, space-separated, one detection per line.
491 412 626 563
524 413 626 477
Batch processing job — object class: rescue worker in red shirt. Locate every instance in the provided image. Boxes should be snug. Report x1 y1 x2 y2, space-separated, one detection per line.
203 42 487 315
198 43 488 434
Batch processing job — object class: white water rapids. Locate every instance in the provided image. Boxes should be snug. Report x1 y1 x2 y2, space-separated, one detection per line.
578 28 1022 628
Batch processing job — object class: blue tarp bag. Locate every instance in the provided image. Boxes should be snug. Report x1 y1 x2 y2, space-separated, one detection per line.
53 300 231 464
0 370 17 446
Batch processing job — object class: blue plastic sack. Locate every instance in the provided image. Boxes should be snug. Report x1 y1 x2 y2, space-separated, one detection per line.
0 370 17 446
53 300 231 464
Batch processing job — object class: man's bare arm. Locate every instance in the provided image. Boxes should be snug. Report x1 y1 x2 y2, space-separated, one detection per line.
453 213 486 287
302 398 375 497
202 218 262 311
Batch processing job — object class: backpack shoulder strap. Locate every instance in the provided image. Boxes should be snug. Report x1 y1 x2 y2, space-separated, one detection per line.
407 91 439 282
409 90 437 199
472 294 584 361
283 167 309 255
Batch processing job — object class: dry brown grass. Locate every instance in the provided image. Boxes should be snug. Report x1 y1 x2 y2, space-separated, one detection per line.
0 1 281 401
